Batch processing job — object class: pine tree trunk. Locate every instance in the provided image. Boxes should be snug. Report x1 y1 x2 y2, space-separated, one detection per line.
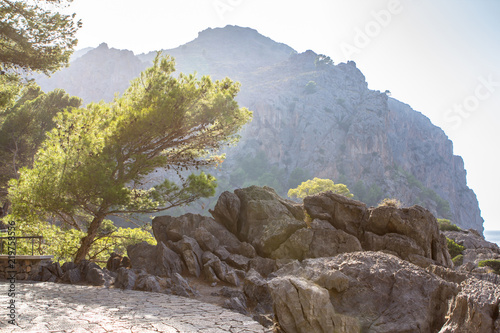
74 213 105 264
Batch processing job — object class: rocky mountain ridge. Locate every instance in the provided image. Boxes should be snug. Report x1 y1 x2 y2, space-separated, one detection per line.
34 25 483 233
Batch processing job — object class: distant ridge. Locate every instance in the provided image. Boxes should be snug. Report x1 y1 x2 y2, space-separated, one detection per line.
35 25 484 233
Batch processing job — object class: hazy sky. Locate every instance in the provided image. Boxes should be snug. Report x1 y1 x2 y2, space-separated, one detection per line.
64 0 500 230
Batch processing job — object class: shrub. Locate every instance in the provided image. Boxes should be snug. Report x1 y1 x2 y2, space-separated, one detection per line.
438 218 461 232
478 260 500 274
452 254 463 266
377 198 402 208
446 238 465 258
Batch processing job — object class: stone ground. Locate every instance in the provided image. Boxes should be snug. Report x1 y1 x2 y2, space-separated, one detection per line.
0 281 271 333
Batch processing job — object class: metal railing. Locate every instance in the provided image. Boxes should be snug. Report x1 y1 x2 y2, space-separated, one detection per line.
0 236 44 256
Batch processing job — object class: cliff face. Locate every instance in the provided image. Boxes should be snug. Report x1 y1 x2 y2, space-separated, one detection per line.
34 26 484 233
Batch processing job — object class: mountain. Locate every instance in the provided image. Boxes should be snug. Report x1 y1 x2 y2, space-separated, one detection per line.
34 25 484 233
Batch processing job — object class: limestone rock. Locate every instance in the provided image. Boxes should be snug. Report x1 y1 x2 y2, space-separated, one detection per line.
152 213 253 257
233 186 306 257
115 267 138 290
269 252 458 333
127 241 183 277
209 190 241 234
440 278 500 332
86 267 106 286
304 192 368 237
271 219 362 260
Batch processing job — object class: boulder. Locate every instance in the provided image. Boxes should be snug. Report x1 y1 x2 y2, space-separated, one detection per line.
106 252 131 272
135 273 163 293
209 190 241 234
440 278 500 332
152 213 253 257
176 236 204 277
61 267 82 284
115 267 138 290
363 205 452 267
268 252 458 333
271 219 362 260
86 267 106 286
232 186 307 257
248 256 277 278
127 241 183 277
244 269 273 313
304 191 367 237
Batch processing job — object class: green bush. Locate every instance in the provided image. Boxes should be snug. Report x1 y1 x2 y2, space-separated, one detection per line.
438 219 461 232
446 238 465 258
452 254 463 266
478 260 500 274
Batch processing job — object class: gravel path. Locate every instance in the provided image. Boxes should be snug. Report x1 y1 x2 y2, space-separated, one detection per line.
0 281 270 332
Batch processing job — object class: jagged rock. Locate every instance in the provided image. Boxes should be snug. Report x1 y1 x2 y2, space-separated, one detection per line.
223 297 248 315
86 267 106 286
268 252 458 333
115 267 138 290
304 192 367 238
209 190 241 234
244 269 273 313
203 264 220 283
135 273 162 293
127 241 183 277
214 246 230 261
248 256 277 278
201 251 239 286
194 227 220 252
440 278 500 332
61 267 82 284
171 273 198 297
232 186 306 257
152 213 253 257
177 236 204 277
271 219 362 260
226 254 250 271
363 205 452 267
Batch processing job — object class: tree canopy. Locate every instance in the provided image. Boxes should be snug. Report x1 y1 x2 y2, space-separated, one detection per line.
0 0 80 75
9 54 252 262
0 85 81 202
288 177 353 200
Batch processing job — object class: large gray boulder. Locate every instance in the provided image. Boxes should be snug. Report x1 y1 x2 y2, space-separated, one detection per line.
364 205 451 267
271 219 362 260
127 241 183 277
152 213 255 257
304 191 367 238
268 252 458 333
230 186 306 257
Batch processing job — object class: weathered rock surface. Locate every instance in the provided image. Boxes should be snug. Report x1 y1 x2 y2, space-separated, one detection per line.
268 252 458 333
152 213 255 257
230 186 306 257
440 278 500 333
127 241 184 277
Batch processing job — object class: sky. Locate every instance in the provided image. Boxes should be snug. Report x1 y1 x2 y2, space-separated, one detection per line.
62 0 500 231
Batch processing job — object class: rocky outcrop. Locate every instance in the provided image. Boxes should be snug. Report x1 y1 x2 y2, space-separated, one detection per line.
268 252 458 333
440 278 500 333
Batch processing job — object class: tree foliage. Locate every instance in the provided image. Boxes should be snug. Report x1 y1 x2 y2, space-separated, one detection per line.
288 177 353 200
0 0 80 75
8 54 252 262
3 215 156 264
0 85 81 201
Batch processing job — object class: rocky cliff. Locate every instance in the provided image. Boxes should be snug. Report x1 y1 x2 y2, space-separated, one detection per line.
34 25 484 233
